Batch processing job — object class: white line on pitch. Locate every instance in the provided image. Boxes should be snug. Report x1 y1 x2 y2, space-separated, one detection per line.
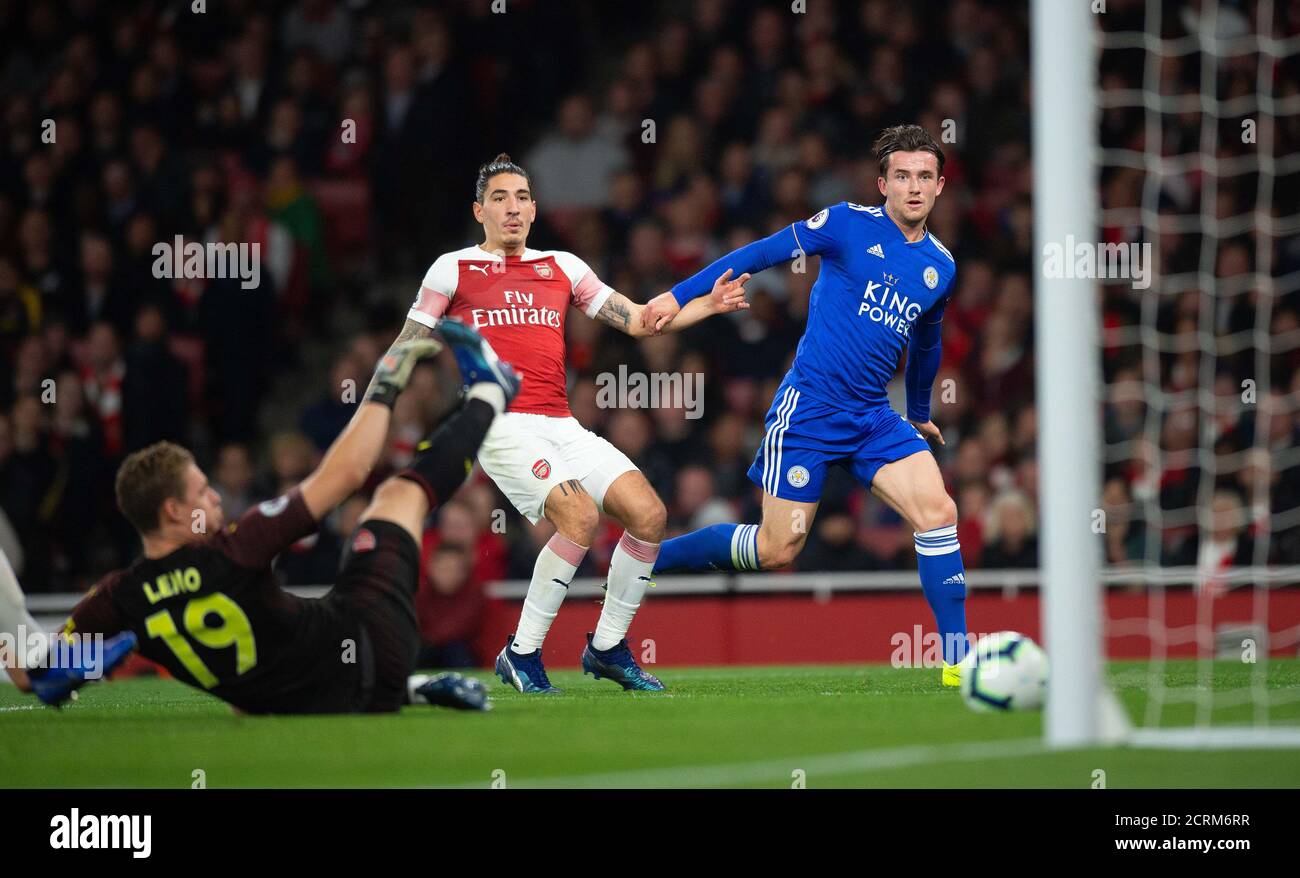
445 737 1044 789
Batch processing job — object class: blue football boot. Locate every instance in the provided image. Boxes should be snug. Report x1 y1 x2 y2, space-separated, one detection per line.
29 630 138 707
438 317 522 401
495 635 563 694
581 632 666 691
409 672 491 711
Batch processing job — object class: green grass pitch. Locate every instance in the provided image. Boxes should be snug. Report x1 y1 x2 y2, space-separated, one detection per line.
3 661 1299 788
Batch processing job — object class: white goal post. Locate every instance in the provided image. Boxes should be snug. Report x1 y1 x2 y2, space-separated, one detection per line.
1034 0 1300 750
1032 0 1104 749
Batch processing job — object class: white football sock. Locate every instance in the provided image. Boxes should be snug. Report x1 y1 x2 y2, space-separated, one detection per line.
592 532 659 651
0 549 38 635
465 382 506 415
511 533 587 654
0 549 40 679
406 674 431 704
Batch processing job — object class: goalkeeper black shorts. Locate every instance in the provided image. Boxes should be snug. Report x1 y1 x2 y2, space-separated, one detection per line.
329 519 423 713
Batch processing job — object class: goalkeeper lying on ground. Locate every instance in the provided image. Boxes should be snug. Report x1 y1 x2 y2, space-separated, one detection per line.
11 319 520 714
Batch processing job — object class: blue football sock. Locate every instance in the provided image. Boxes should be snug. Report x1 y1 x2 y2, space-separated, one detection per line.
655 523 760 573
914 524 969 665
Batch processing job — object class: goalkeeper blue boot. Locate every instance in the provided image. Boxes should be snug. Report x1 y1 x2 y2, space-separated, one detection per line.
581 632 666 691
409 672 491 711
438 317 522 401
495 635 563 694
29 631 138 707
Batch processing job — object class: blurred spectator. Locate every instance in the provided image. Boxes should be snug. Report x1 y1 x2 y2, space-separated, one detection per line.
68 233 132 335
1102 476 1146 565
1165 488 1257 585
0 256 41 347
283 0 353 66
79 323 126 458
415 543 483 669
213 443 258 521
122 304 189 452
800 506 882 572
300 350 364 452
265 156 331 290
671 465 735 531
269 430 339 585
1 398 56 588
49 368 103 578
980 490 1038 569
526 93 629 213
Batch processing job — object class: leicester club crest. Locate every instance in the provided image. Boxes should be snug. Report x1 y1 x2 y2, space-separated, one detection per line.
923 266 939 289
786 465 810 488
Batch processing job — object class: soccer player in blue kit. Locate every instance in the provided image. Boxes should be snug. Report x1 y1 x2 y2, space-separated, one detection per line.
642 125 968 685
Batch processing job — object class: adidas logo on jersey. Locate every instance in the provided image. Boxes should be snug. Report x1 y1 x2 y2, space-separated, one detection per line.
942 573 965 586
867 243 885 259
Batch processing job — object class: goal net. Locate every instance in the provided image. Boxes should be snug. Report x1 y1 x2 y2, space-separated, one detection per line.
1037 0 1300 748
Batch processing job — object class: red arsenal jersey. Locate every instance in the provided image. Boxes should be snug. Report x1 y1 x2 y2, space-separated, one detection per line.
406 245 612 417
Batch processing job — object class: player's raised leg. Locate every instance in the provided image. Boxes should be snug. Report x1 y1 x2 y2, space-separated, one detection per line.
870 449 968 686
367 392 503 543
655 491 820 574
344 321 518 712
581 470 667 690
657 382 832 574
365 319 520 543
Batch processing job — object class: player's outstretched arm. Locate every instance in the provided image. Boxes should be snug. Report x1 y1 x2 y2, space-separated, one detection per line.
642 224 806 333
655 267 750 333
597 269 750 338
300 340 441 520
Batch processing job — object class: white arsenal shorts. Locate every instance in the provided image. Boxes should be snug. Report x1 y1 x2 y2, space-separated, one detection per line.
476 412 638 524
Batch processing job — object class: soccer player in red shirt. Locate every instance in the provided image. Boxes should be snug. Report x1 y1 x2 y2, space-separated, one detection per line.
376 154 748 693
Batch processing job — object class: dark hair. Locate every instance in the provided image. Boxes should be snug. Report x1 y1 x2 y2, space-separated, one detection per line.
116 441 194 534
873 125 945 175
475 153 531 203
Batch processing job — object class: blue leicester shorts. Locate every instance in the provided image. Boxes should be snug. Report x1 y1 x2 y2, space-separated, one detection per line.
746 379 932 502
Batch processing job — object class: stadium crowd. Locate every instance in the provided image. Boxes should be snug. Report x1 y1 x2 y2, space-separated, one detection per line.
0 0 1297 662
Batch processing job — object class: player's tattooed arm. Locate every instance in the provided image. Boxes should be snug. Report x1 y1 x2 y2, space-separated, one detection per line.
364 317 435 398
596 273 749 338
594 291 641 335
642 268 752 334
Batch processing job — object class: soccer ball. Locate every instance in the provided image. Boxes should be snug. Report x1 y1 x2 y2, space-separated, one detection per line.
958 631 1048 712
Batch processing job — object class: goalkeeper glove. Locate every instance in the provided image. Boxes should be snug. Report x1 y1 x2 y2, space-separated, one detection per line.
364 339 443 409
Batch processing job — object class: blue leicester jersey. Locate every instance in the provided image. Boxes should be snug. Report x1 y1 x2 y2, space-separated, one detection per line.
785 202 957 411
